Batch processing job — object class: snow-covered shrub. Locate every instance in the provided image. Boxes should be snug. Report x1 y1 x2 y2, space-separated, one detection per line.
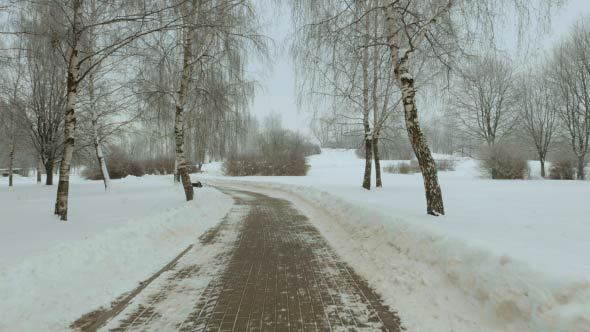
384 159 455 174
436 159 456 171
383 161 418 174
82 147 145 180
549 159 576 180
223 152 309 176
480 144 529 179
142 157 175 175
223 120 315 176
398 162 415 174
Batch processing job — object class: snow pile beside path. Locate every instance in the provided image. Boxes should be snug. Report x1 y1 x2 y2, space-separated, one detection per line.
0 186 232 332
209 179 590 332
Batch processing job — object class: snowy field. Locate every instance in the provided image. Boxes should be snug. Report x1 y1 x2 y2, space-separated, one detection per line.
0 149 588 332
201 149 590 332
0 175 233 331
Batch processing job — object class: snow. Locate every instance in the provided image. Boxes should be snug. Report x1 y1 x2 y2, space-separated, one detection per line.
201 149 590 332
1 149 588 331
0 175 233 332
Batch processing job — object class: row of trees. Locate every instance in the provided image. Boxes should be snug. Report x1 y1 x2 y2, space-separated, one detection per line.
290 0 564 215
0 0 267 220
292 0 590 215
450 20 590 180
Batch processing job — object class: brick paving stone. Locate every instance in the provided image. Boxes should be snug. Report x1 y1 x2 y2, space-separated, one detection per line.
83 189 402 332
181 189 402 332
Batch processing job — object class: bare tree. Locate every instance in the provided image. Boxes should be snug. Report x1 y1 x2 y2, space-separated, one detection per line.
18 12 67 186
452 55 519 147
4 0 183 220
133 0 267 189
518 71 558 178
552 20 590 180
291 0 561 215
0 36 26 187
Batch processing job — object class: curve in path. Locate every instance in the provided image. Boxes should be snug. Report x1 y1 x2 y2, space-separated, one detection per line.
73 188 402 332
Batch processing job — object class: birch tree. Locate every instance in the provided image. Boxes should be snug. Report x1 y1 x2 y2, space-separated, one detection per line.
291 0 562 215
8 0 183 220
134 0 266 191
173 0 200 201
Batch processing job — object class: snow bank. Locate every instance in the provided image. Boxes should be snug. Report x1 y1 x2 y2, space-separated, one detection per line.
201 149 590 332
0 177 232 332
209 179 589 332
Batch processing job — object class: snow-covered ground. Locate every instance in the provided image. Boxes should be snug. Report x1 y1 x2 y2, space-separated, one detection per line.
200 149 590 332
0 175 232 332
1 150 588 332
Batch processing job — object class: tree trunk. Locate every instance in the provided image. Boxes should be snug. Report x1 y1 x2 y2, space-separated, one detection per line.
174 159 180 183
88 60 111 190
8 137 15 187
37 157 42 183
539 157 546 178
398 68 445 215
45 160 54 186
93 129 111 190
363 137 373 190
361 11 371 190
54 14 81 221
577 155 586 180
373 137 382 187
174 15 195 201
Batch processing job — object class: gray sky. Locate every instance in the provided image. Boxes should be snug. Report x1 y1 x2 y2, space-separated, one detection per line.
248 0 590 135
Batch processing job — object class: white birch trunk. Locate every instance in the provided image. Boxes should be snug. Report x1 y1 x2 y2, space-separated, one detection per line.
54 0 82 221
385 3 445 216
90 0 110 191
174 2 196 201
361 5 372 190
92 111 111 190
88 69 111 190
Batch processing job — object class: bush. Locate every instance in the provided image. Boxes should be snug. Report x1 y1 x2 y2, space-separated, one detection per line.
549 159 576 180
82 148 145 180
223 152 309 176
384 161 420 174
142 157 175 175
480 145 529 179
436 159 456 172
384 159 455 174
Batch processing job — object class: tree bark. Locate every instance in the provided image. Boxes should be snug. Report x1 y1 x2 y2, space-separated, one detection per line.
37 157 42 183
93 121 111 190
54 2 81 221
373 138 382 187
88 75 111 190
8 136 15 187
398 67 445 215
361 9 372 190
363 137 373 190
174 159 180 183
540 157 546 178
45 160 54 185
577 156 586 180
385 0 446 216
174 10 195 201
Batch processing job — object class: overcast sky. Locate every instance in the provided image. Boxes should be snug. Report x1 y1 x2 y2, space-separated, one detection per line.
248 0 590 135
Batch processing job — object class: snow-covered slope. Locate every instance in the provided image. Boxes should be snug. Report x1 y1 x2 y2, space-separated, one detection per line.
0 175 232 331
201 149 590 332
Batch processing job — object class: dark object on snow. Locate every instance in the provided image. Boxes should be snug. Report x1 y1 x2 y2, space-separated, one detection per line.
192 181 203 188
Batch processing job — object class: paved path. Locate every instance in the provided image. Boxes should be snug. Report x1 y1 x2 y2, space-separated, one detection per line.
73 188 402 332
